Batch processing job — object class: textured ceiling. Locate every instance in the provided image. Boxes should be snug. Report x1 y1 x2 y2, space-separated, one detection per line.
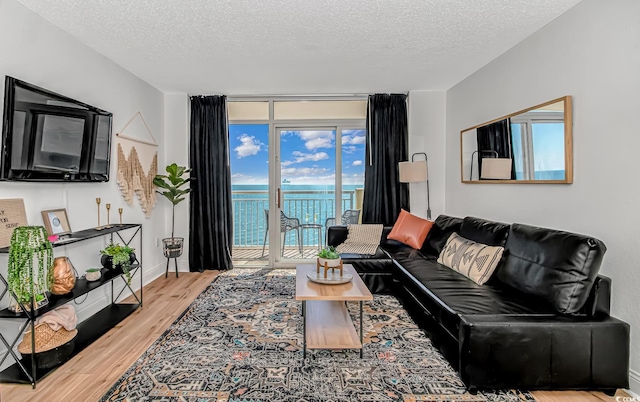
15 0 583 94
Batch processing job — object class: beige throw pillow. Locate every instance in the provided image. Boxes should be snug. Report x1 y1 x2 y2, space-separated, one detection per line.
437 233 504 285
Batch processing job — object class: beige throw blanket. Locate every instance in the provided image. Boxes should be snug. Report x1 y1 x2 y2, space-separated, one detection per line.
336 224 383 255
35 304 77 331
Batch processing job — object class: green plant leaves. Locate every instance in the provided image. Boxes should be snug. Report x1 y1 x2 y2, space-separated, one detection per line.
317 246 340 259
154 163 192 206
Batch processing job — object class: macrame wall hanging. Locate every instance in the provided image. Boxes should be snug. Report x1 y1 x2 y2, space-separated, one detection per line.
115 112 158 218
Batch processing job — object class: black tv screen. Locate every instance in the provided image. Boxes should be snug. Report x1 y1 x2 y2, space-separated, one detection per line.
1 76 112 181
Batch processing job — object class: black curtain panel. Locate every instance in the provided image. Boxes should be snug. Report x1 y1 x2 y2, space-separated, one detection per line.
189 95 233 272
362 94 409 226
476 118 516 180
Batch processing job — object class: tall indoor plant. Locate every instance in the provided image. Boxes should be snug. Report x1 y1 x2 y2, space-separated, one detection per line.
8 226 53 312
153 163 192 258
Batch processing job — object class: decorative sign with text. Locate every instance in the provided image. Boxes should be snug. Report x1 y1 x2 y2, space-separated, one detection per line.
0 199 28 248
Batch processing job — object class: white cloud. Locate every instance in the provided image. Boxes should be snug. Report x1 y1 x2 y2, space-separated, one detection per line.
281 151 330 166
283 130 334 150
342 133 366 145
343 173 365 185
343 145 358 154
281 167 330 177
230 173 267 185
304 137 332 150
234 134 263 158
352 160 363 166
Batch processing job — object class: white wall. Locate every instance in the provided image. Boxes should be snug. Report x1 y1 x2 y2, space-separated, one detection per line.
445 0 640 393
408 91 446 220
163 93 190 271
0 0 167 366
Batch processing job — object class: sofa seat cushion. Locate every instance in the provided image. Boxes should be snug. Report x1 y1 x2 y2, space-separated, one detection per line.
383 243 431 261
340 247 393 275
497 223 607 314
395 257 556 339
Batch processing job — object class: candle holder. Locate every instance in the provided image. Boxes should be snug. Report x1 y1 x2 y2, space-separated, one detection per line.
96 198 104 230
118 208 123 226
105 203 112 228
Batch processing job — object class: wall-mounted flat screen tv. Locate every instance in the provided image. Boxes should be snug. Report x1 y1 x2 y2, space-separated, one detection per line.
1 76 112 182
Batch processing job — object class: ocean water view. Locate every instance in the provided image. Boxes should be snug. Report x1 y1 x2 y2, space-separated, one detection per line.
232 184 362 248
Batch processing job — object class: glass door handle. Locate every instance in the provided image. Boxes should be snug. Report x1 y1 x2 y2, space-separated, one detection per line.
276 188 281 209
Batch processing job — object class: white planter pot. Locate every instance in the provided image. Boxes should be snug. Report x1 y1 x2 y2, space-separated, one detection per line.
318 257 341 268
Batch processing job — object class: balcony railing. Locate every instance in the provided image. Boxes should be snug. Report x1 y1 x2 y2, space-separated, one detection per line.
232 189 357 250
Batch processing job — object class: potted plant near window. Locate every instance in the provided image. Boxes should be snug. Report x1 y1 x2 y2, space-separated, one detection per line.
100 242 135 284
153 163 192 259
7 226 53 313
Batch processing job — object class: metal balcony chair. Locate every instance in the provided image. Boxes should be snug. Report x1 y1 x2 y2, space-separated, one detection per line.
325 209 361 228
261 209 302 257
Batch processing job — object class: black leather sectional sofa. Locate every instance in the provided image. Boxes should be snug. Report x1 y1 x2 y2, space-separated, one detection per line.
327 215 630 393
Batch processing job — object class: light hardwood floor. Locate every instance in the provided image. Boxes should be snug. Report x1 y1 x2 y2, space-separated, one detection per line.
1 270 629 402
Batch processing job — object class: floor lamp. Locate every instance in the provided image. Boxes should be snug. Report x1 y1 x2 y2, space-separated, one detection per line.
399 152 431 220
470 150 512 180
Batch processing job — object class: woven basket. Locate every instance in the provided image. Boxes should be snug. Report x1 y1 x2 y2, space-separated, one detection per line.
18 323 78 354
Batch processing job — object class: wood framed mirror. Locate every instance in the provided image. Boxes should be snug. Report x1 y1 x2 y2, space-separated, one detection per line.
460 96 572 184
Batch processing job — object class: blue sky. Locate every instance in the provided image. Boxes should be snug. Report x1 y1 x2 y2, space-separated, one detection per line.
229 124 366 185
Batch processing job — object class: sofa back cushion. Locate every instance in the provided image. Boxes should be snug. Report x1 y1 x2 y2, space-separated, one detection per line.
421 215 463 257
459 217 510 247
496 223 607 314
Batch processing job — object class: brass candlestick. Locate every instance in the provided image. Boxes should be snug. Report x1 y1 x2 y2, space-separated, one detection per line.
96 198 102 229
118 208 123 226
105 203 112 228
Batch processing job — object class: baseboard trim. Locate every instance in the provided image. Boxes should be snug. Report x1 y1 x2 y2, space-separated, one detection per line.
629 369 640 397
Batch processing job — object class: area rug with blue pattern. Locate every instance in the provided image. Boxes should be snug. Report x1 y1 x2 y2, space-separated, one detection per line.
100 269 533 401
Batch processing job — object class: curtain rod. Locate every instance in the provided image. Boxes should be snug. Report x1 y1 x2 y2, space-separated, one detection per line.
190 92 409 100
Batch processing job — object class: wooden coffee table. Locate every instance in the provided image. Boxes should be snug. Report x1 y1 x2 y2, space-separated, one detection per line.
295 263 373 358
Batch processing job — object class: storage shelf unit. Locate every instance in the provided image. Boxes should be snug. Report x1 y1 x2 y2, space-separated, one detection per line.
0 224 143 388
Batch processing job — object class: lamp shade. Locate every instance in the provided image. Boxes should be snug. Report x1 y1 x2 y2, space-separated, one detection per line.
399 160 427 183
481 158 512 180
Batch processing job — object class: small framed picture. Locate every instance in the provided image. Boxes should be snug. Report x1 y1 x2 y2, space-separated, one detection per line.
41 209 72 236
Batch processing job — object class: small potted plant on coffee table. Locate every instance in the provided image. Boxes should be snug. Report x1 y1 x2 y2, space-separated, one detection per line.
316 246 343 277
100 242 135 284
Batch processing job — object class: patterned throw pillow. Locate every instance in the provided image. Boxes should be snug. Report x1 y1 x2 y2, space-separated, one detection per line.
437 232 504 285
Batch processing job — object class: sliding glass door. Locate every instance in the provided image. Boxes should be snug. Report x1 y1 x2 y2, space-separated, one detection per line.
274 127 365 264
228 98 366 267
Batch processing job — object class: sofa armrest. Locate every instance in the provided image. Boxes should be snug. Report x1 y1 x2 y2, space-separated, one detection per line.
327 226 349 247
579 275 611 318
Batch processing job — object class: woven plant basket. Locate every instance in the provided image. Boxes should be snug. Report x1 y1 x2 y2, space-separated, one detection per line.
18 323 78 354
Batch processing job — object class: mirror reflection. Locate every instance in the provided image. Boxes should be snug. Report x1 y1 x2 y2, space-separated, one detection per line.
461 96 572 183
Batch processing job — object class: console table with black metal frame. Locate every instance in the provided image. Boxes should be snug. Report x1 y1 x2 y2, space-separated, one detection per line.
0 223 143 388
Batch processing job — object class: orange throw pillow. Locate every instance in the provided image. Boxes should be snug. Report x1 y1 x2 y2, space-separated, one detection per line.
387 209 434 249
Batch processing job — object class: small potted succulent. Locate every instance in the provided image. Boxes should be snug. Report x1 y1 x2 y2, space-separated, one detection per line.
100 242 135 283
85 268 101 282
317 246 341 268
